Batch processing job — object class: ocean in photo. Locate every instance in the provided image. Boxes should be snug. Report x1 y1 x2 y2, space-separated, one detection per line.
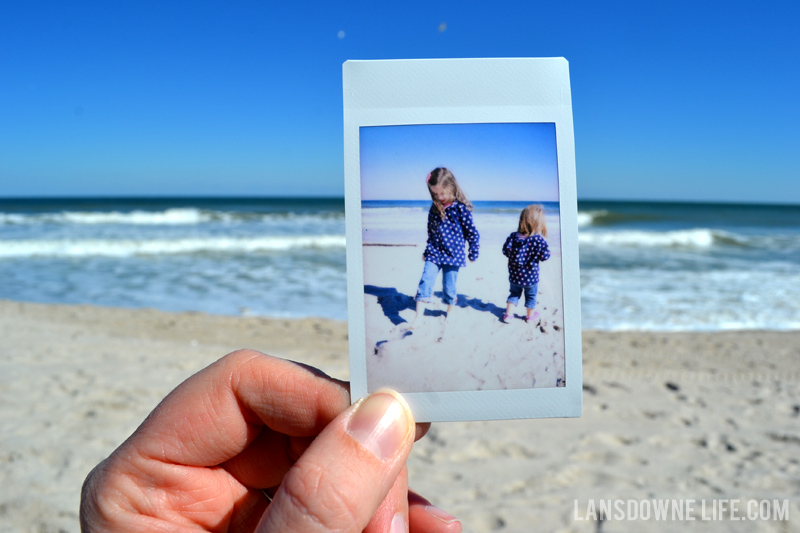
361 200 561 254
1 197 799 331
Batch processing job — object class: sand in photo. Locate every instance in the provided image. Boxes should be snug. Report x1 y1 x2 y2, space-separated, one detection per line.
363 206 565 393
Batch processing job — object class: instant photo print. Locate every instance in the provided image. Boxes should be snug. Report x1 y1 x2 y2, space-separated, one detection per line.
343 58 582 422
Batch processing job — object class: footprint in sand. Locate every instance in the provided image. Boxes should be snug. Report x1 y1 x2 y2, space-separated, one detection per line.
388 324 415 340
436 322 448 343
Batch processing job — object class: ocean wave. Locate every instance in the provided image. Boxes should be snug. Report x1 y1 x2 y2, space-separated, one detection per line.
576 208 662 227
590 319 800 332
0 208 344 226
577 210 607 227
577 208 658 227
0 235 346 257
579 228 800 253
579 228 721 248
581 266 800 331
0 208 209 225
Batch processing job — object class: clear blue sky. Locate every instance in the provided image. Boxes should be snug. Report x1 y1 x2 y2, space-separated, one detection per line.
1 1 798 203
360 123 560 202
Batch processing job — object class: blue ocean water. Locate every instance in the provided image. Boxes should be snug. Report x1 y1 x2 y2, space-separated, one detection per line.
362 200 560 214
577 201 800 330
0 198 347 319
1 197 799 330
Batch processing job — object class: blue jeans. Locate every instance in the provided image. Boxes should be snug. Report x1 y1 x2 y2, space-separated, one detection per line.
416 261 459 305
507 282 538 309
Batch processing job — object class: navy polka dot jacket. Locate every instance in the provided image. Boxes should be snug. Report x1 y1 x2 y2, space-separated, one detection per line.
423 202 480 267
502 232 550 285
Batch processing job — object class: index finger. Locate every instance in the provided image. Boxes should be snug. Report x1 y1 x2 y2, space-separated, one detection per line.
126 349 352 467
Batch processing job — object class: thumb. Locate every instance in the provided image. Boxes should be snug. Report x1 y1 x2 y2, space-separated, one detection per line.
257 389 415 533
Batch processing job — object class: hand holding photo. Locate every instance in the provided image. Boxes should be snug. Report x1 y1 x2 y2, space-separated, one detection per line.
344 58 582 422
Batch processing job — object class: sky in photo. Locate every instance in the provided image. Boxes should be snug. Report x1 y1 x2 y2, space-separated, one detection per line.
1 1 798 203
360 123 560 202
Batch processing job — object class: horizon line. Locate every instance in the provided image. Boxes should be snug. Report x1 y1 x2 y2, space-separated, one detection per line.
1 195 799 208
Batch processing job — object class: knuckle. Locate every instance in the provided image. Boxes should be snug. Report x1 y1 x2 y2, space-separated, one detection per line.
225 348 266 363
280 458 362 531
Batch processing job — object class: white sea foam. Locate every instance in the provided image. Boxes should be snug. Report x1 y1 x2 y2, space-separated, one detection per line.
0 208 344 226
63 208 208 225
581 266 800 331
0 208 210 225
577 210 606 227
0 213 30 225
0 235 346 257
579 228 717 248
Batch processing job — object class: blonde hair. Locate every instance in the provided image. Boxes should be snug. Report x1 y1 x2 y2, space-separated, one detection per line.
426 167 472 219
518 204 548 238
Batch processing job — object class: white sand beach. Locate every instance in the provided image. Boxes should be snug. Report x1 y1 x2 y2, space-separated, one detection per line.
363 244 565 393
2 299 799 532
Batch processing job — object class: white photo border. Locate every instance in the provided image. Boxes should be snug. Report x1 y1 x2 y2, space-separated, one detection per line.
344 58 582 422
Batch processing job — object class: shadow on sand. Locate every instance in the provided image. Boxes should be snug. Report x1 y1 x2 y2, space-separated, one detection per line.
364 286 416 326
454 294 507 322
365 285 507 325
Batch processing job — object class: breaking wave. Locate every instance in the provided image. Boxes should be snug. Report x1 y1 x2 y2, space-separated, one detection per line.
0 235 346 257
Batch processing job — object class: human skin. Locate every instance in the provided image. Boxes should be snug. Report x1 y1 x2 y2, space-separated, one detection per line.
428 183 453 205
79 350 461 533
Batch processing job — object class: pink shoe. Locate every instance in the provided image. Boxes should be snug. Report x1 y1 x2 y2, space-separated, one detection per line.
502 313 510 323
524 312 540 324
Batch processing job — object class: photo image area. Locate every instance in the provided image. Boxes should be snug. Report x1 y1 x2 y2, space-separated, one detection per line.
360 122 566 393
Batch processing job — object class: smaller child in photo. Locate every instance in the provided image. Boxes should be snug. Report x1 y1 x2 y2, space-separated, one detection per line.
502 203 550 324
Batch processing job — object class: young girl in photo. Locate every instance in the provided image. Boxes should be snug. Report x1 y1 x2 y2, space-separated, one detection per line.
411 167 480 327
502 203 551 324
